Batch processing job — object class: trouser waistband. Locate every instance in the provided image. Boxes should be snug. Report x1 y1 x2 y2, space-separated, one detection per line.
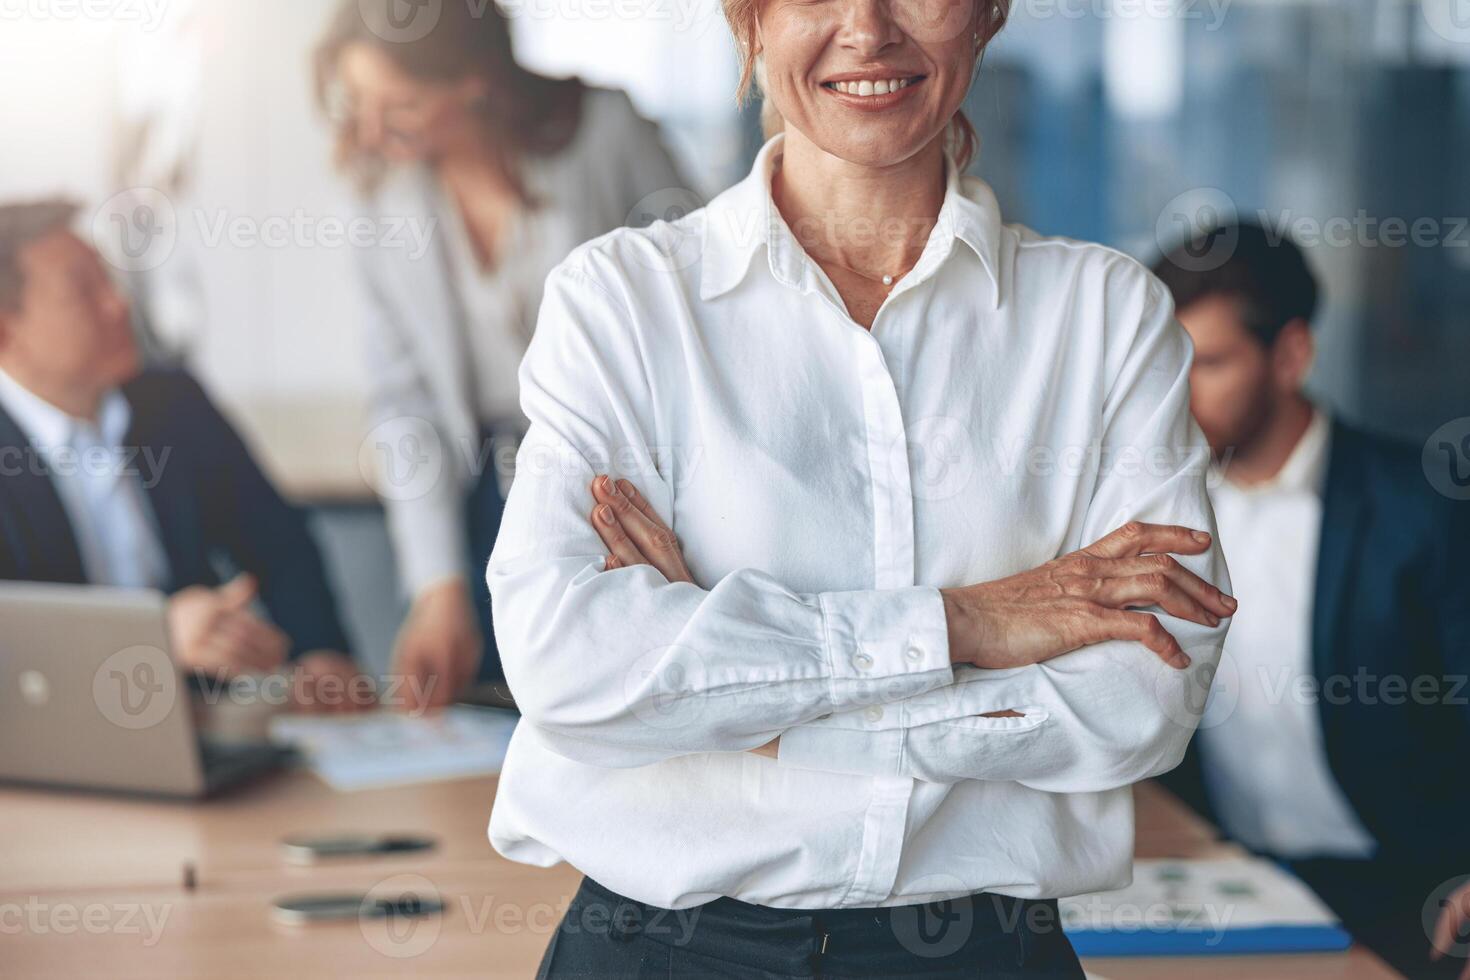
571 875 1071 977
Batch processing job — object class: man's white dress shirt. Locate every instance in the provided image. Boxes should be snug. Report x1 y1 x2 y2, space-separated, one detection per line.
0 367 169 590
486 135 1231 909
1199 409 1376 858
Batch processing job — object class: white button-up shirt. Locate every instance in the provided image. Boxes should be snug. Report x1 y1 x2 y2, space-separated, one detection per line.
487 134 1231 909
0 367 169 590
1200 409 1375 858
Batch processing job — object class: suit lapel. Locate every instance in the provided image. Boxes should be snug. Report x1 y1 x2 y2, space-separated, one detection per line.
1312 422 1369 683
0 403 88 583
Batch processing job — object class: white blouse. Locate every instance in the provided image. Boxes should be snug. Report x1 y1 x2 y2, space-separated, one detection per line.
487 134 1231 909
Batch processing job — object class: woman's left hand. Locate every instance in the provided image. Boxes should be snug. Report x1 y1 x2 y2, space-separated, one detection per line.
588 476 695 584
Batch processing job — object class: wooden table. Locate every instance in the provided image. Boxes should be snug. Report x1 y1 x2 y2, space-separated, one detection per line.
0 770 1401 979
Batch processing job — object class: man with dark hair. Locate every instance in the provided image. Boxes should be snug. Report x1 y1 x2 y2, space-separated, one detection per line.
1153 219 1470 978
0 199 367 711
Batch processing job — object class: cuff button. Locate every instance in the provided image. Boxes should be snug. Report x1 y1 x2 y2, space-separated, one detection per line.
904 645 924 663
853 653 874 671
864 706 884 723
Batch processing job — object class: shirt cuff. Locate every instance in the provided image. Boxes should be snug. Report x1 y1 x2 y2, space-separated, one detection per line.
817 586 953 712
777 724 903 778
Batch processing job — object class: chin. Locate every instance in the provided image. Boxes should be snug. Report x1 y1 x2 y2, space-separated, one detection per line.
806 125 938 170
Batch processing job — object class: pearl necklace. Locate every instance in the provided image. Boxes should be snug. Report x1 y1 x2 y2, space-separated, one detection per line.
820 253 906 290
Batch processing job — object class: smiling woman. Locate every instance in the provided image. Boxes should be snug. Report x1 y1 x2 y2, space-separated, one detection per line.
726 0 1010 171
485 0 1233 977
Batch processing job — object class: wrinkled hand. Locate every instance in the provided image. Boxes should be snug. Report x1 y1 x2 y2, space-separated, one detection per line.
941 521 1235 671
167 573 289 677
1431 879 1470 980
391 578 483 712
290 651 375 714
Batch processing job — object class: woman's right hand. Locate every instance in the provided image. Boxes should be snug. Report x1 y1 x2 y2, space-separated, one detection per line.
942 522 1236 672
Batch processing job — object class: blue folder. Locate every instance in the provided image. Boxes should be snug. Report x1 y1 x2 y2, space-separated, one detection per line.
1066 923 1352 957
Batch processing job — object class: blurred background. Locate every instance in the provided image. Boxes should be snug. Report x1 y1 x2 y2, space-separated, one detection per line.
2 0 1466 669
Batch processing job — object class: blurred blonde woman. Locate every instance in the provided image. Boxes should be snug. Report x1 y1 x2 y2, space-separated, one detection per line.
488 0 1235 976
314 0 686 708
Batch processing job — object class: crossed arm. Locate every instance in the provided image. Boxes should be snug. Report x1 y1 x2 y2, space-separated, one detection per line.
486 263 1233 792
588 475 1232 790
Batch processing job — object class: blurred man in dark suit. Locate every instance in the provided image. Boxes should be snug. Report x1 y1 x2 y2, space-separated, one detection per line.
0 199 368 713
1153 220 1470 978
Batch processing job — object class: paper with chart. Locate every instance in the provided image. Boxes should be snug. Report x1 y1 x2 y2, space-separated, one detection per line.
1061 857 1350 955
270 707 519 791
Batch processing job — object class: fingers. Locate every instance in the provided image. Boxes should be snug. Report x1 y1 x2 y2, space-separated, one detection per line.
590 476 694 584
1093 554 1237 619
217 573 259 610
220 614 289 671
1431 889 1470 966
1071 554 1233 625
189 612 286 676
1097 608 1191 669
1082 521 1214 561
614 478 670 530
592 498 650 570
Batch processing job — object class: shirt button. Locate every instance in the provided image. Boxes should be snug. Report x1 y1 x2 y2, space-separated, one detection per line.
904 645 925 664
864 706 884 723
853 653 874 671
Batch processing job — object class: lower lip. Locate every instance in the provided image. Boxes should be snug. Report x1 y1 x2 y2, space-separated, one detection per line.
821 78 925 112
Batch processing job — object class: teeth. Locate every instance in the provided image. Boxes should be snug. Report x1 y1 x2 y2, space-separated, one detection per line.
832 78 913 96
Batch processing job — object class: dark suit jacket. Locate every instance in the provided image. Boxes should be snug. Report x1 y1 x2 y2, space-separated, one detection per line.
0 368 351 659
1162 419 1470 866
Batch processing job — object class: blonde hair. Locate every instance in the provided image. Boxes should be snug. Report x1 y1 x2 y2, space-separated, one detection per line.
721 1 1011 172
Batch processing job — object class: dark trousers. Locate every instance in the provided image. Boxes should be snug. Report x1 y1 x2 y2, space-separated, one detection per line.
536 876 1086 979
1289 857 1467 979
466 458 506 684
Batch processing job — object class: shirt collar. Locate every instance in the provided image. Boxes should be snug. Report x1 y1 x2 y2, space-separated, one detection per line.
1274 405 1331 495
0 365 131 451
698 133 1004 309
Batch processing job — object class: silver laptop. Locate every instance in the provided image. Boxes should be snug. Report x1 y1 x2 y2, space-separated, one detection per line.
0 582 290 798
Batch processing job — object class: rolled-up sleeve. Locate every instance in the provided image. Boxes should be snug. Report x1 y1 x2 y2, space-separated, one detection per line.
779 275 1231 792
488 260 955 769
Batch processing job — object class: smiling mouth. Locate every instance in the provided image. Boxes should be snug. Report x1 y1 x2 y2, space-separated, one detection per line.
821 75 925 97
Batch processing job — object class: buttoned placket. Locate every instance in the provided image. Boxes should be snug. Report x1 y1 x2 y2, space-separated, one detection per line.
769 218 955 907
